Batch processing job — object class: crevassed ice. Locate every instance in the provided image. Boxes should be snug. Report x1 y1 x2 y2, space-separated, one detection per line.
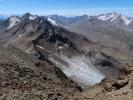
50 55 105 88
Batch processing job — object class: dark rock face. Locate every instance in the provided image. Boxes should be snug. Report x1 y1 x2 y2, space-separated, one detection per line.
86 50 121 79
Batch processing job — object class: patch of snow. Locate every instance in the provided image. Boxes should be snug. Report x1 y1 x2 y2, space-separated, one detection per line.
36 45 44 50
97 12 133 26
64 44 69 47
98 14 112 21
18 34 23 38
110 13 120 21
58 46 63 49
50 55 105 88
48 18 57 25
8 16 21 29
29 15 37 20
40 20 43 23
97 12 119 21
121 15 133 25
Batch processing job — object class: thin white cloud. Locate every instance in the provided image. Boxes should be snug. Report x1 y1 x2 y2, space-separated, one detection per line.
0 7 133 17
31 8 133 17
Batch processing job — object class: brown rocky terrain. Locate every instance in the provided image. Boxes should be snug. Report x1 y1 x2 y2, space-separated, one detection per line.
0 13 133 100
71 63 133 100
0 47 81 100
0 47 133 100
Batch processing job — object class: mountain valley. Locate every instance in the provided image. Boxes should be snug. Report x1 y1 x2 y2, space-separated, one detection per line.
0 12 133 100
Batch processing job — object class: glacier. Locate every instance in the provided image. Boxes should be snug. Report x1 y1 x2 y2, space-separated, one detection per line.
50 55 105 88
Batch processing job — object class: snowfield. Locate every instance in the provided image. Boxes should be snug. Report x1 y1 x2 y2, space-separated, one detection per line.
97 12 133 26
48 17 57 25
50 55 105 88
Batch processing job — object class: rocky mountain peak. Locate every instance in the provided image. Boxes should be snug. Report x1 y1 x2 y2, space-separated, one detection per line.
97 12 120 21
22 12 38 20
7 16 21 29
97 12 133 26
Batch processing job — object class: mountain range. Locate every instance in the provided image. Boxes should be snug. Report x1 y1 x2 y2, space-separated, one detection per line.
0 12 133 100
45 12 133 57
46 12 133 30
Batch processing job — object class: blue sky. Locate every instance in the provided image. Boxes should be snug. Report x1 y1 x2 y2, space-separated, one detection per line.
0 0 133 16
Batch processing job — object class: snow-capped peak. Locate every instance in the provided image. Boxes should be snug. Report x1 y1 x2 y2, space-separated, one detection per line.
97 12 133 26
47 17 57 25
97 12 120 21
8 16 21 29
29 15 37 20
22 12 37 20
120 15 133 25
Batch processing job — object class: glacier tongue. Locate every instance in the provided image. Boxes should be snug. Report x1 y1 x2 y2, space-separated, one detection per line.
50 55 105 88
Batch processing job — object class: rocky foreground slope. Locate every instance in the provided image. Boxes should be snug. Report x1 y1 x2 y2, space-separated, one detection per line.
0 13 133 100
0 47 81 100
0 47 133 100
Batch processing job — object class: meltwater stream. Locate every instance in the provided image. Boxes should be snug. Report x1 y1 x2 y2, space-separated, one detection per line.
50 55 105 88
